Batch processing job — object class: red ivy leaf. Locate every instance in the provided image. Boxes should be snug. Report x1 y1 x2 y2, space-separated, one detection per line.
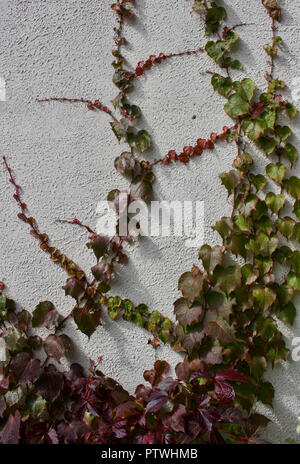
0 411 21 444
214 379 235 403
174 298 203 327
166 404 186 433
46 428 59 444
57 420 89 443
198 408 220 433
63 277 86 301
216 368 248 383
146 389 168 413
143 360 169 386
35 365 64 402
43 334 72 361
11 352 41 385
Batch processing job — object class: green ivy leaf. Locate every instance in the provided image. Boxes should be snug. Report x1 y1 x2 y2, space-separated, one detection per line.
211 74 232 96
266 163 285 184
275 302 296 325
224 94 250 119
160 316 172 330
262 109 276 129
145 311 162 332
282 143 298 167
286 272 300 291
246 232 278 256
276 217 296 239
265 192 285 214
294 223 300 242
293 201 300 220
256 316 279 342
239 193 259 215
128 130 151 152
275 283 294 305
224 57 242 69
250 200 268 220
241 264 259 286
242 118 267 141
273 246 293 264
110 118 129 141
108 306 121 320
213 217 233 240
233 214 251 232
249 356 267 381
132 312 143 326
257 381 274 407
198 245 223 275
136 130 151 152
219 170 242 196
259 136 278 155
158 328 171 344
285 102 298 119
108 296 122 309
228 232 248 259
252 286 276 311
206 291 234 321
233 78 255 103
275 125 291 142
123 104 141 119
255 216 273 235
0 294 6 313
205 40 227 62
213 266 241 296
121 299 133 312
254 256 273 275
284 176 300 200
233 152 253 172
205 4 226 35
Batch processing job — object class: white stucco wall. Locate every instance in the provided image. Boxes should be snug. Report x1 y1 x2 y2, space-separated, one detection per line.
0 0 300 443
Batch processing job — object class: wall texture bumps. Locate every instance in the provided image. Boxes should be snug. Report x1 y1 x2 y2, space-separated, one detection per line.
0 0 300 443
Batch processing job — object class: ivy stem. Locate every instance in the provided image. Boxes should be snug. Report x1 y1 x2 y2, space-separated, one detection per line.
37 97 118 122
56 218 95 235
3 156 89 282
269 16 277 78
218 427 255 444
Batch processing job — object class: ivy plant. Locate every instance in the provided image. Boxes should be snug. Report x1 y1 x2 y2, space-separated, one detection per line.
0 0 298 444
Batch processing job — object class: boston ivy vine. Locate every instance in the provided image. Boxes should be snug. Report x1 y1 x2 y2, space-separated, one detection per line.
0 0 298 444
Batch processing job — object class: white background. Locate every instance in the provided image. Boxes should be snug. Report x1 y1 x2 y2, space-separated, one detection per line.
0 0 300 443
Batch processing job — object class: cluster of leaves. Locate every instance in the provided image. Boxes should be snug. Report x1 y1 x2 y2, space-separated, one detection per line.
1 0 298 445
170 0 298 432
110 1 152 152
262 0 281 20
0 294 267 444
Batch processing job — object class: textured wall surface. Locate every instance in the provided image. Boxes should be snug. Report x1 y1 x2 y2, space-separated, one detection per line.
0 0 300 443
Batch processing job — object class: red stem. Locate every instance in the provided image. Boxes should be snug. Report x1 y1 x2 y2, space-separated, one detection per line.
37 97 118 121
